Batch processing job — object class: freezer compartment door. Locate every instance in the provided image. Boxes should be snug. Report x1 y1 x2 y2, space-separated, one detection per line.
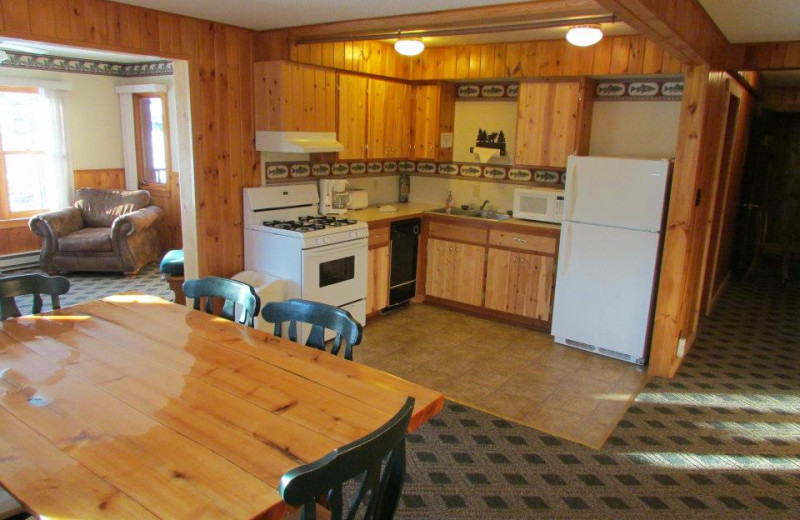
565 155 670 231
552 221 661 363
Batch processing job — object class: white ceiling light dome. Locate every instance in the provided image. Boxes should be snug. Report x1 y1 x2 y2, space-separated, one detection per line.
394 38 425 56
566 25 604 47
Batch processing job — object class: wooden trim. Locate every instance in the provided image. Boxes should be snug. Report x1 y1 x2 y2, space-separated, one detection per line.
726 40 800 71
595 0 728 67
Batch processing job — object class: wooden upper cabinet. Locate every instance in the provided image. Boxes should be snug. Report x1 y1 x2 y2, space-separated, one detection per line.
337 73 369 159
515 79 593 168
411 83 455 161
367 78 411 159
254 61 336 132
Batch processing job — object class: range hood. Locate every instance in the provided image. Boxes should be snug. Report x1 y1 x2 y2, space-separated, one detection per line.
255 131 344 153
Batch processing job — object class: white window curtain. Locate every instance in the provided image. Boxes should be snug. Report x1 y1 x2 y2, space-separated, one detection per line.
40 88 73 209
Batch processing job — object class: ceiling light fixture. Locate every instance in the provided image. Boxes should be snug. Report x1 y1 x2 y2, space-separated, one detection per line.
394 37 424 56
565 25 603 47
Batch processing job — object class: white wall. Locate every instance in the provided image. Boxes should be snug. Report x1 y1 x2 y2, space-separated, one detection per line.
410 176 517 214
452 100 517 165
589 101 681 159
0 68 123 170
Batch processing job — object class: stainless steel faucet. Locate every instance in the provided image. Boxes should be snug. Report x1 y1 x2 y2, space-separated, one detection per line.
480 200 490 211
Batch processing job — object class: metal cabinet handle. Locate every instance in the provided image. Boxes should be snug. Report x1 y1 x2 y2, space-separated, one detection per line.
512 237 528 243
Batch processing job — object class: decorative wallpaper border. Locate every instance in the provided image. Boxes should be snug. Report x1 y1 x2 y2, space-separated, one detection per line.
0 52 172 77
595 77 683 101
264 159 565 187
456 82 519 100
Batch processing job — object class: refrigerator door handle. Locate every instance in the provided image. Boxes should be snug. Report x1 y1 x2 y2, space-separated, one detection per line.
567 162 578 221
562 222 572 274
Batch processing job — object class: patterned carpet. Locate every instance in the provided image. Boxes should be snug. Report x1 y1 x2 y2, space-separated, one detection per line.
4 264 799 518
397 269 800 519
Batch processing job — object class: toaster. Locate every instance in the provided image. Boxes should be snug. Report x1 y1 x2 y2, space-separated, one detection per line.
348 189 369 210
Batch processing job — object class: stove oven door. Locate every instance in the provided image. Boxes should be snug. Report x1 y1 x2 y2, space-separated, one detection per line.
301 238 368 324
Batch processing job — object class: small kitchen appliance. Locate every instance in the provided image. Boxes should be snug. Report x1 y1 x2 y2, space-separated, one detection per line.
319 179 350 215
348 189 369 210
512 187 565 223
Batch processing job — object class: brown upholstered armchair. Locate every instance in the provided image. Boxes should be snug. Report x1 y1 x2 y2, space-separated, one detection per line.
29 188 163 275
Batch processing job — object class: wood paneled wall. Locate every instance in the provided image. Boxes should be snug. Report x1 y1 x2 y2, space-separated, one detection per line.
289 35 686 81
289 40 411 79
0 0 258 278
73 168 125 190
726 41 800 71
648 68 756 377
764 87 800 112
0 224 40 256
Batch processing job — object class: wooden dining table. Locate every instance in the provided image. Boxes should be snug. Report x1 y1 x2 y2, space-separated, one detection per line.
0 293 444 519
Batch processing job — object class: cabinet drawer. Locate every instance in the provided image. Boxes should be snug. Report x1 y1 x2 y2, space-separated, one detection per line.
489 229 556 255
369 225 390 248
428 220 487 245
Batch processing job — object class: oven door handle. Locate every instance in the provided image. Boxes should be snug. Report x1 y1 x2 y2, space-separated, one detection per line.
304 239 367 259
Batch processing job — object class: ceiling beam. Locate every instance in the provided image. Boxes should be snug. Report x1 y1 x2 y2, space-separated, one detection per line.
280 0 607 42
594 0 728 67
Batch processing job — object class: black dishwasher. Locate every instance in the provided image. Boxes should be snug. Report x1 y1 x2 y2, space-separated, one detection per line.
389 218 421 307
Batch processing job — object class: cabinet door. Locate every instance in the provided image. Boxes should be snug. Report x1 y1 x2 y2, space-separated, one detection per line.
451 242 486 307
425 238 451 299
411 84 440 160
255 62 336 132
514 252 554 321
367 78 387 159
390 81 412 159
485 248 513 312
338 74 368 159
367 245 390 314
515 81 581 168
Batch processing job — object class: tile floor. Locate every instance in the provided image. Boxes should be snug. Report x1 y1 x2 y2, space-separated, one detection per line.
355 303 649 448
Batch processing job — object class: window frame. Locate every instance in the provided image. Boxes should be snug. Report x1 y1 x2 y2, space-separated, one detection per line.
132 92 172 188
0 86 51 220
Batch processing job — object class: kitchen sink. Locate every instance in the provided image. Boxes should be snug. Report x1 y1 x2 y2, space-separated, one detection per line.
429 208 481 216
429 208 511 220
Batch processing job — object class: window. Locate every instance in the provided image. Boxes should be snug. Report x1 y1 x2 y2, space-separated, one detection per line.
0 87 52 219
133 92 171 186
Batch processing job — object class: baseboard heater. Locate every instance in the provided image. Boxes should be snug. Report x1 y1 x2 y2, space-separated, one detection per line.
0 251 40 271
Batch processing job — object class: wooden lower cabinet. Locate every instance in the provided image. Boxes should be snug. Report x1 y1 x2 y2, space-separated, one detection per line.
425 238 484 306
424 216 558 329
485 248 555 321
367 245 390 316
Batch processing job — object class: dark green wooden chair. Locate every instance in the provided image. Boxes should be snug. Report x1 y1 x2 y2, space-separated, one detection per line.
182 276 260 327
0 273 70 320
280 397 414 520
261 299 362 360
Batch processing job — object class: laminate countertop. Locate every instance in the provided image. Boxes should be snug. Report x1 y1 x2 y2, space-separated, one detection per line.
347 202 561 232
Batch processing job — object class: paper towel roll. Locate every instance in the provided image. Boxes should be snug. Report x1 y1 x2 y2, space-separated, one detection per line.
473 146 500 163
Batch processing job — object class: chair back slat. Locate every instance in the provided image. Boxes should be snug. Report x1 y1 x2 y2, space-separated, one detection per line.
261 299 362 360
183 276 260 327
0 274 71 320
280 397 414 520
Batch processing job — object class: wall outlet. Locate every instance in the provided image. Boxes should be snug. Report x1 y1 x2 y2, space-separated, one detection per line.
676 337 687 358
472 185 480 197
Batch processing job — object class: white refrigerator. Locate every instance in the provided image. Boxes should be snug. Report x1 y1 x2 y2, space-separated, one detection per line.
551 155 671 365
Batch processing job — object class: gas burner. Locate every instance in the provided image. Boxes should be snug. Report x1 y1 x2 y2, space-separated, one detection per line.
262 215 360 232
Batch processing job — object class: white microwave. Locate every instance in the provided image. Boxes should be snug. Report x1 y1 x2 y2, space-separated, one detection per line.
512 187 565 223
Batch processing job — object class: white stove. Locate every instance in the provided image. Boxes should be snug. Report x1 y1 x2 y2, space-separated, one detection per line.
243 183 368 333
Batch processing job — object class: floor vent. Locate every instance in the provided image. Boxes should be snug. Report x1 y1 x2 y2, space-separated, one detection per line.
598 347 632 362
565 338 597 352
0 251 39 271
